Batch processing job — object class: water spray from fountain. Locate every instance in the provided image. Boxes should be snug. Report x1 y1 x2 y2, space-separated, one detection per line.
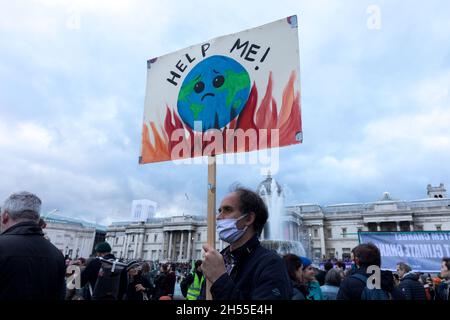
257 171 306 257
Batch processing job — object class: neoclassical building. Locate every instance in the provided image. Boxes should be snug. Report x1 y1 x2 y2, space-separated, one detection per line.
43 213 106 259
106 215 228 262
106 181 450 262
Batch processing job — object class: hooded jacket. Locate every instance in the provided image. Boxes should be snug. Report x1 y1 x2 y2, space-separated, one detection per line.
0 221 66 300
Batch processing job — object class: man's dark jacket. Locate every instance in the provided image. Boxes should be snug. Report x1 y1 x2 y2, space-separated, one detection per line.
0 221 66 300
399 272 426 300
203 235 292 300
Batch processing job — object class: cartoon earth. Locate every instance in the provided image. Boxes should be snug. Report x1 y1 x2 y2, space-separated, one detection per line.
177 55 251 132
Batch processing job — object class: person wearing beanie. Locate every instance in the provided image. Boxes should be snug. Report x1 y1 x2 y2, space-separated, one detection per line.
125 261 153 301
300 256 312 269
94 242 112 255
80 241 127 300
300 256 324 300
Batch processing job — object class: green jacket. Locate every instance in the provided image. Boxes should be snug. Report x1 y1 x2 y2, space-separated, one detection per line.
307 281 324 300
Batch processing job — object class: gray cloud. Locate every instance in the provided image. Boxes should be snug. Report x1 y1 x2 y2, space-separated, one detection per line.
1 0 449 225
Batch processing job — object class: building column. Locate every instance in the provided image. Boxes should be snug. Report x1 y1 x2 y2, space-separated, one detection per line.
122 235 128 259
290 223 295 241
187 231 192 261
319 225 326 260
286 222 291 240
178 231 184 262
137 233 144 259
168 232 173 261
376 223 381 232
134 235 139 259
396 222 400 232
161 231 166 260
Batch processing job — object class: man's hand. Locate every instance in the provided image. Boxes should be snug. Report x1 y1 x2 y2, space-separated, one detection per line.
135 284 145 292
201 244 227 284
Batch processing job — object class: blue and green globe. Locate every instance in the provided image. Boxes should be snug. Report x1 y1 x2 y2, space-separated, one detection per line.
177 55 251 132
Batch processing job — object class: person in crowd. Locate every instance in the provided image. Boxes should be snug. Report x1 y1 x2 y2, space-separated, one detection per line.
0 191 66 300
337 243 404 300
321 268 342 300
165 264 177 298
180 260 205 300
299 256 323 300
141 262 157 288
65 261 78 300
153 263 171 300
200 186 292 300
335 260 346 272
419 273 434 300
282 254 307 300
80 241 127 300
436 257 449 300
71 258 87 300
396 262 426 300
316 260 333 286
125 261 153 300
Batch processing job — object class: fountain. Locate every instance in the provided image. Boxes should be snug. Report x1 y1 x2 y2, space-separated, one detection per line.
257 172 307 257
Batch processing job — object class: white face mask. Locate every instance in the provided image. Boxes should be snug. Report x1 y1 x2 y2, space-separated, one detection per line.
216 214 248 244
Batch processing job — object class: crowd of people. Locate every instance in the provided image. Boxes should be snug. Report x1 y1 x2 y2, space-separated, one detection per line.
282 247 450 300
1 190 449 301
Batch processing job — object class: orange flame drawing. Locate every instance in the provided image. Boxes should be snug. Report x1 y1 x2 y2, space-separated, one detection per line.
140 71 302 164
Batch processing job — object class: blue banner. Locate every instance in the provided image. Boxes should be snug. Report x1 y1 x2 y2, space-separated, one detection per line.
358 231 450 272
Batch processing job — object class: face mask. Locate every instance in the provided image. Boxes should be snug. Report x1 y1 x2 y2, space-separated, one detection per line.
216 214 248 244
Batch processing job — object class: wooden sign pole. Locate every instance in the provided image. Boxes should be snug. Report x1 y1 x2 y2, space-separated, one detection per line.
206 155 216 300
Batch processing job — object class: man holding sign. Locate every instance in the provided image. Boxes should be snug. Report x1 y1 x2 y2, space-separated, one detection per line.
201 186 292 300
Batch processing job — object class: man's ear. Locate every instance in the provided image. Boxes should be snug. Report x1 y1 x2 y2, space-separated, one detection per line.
1 211 10 225
246 212 256 226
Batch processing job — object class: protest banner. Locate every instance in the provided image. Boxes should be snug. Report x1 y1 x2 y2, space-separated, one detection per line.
359 231 450 272
140 16 301 164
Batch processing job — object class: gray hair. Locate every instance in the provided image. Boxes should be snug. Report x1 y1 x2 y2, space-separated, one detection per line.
2 191 41 221
325 268 342 287
397 262 412 273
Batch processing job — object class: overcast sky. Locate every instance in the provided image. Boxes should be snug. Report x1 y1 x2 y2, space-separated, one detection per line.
1 0 449 225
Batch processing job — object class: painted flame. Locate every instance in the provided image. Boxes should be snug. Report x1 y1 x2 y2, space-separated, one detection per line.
140 71 302 164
